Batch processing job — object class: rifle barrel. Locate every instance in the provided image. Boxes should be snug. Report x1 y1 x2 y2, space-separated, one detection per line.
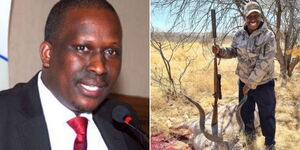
211 9 217 41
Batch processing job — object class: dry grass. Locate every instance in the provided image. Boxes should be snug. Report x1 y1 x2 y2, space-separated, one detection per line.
151 42 300 150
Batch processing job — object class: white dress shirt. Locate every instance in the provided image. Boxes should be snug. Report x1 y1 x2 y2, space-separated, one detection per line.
37 72 108 150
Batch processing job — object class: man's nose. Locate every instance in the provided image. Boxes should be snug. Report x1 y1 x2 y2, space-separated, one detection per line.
87 52 107 75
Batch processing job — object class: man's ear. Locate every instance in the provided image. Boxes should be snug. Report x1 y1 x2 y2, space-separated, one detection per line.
39 41 52 68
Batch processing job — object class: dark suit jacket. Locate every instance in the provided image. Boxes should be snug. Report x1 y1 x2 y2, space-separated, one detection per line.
0 74 146 150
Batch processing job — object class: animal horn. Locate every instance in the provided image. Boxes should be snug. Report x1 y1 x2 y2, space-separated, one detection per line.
183 95 230 148
235 94 248 132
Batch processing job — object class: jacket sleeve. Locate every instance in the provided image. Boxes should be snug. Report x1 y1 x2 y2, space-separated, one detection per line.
246 32 276 89
219 34 238 58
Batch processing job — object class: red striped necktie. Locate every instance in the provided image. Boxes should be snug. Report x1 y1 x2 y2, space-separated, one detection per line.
68 116 88 150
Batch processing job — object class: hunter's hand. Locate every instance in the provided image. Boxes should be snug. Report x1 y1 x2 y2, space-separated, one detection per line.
243 85 251 95
212 45 221 55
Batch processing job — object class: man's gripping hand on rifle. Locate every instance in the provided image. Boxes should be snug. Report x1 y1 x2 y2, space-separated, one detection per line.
212 45 221 56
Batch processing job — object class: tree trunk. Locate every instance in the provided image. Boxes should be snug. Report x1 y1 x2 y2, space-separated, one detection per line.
285 0 296 78
274 0 287 85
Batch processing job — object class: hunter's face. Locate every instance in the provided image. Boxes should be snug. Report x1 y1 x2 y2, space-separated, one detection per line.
246 12 261 32
40 8 122 113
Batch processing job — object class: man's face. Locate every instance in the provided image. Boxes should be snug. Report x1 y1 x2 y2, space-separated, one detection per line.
245 12 261 32
41 8 122 113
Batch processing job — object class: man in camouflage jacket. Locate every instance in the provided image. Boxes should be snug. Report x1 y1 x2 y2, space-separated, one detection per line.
212 2 276 150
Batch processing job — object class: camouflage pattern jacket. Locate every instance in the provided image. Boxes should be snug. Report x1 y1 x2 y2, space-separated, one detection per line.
219 22 276 89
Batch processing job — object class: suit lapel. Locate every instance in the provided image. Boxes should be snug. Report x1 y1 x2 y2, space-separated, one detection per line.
17 116 51 150
16 74 51 150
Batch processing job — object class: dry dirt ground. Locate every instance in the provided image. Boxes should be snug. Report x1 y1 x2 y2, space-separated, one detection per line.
151 43 300 150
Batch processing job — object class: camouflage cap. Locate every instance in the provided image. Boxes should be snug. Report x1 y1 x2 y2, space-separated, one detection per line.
244 1 261 17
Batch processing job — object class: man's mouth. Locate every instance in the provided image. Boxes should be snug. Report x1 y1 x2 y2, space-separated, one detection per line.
81 84 99 91
78 82 106 97
250 22 257 26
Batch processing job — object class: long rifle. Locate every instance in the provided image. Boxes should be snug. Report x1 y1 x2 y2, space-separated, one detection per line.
211 9 222 138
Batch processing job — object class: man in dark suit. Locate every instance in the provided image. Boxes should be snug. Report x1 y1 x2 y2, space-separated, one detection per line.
0 0 146 149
